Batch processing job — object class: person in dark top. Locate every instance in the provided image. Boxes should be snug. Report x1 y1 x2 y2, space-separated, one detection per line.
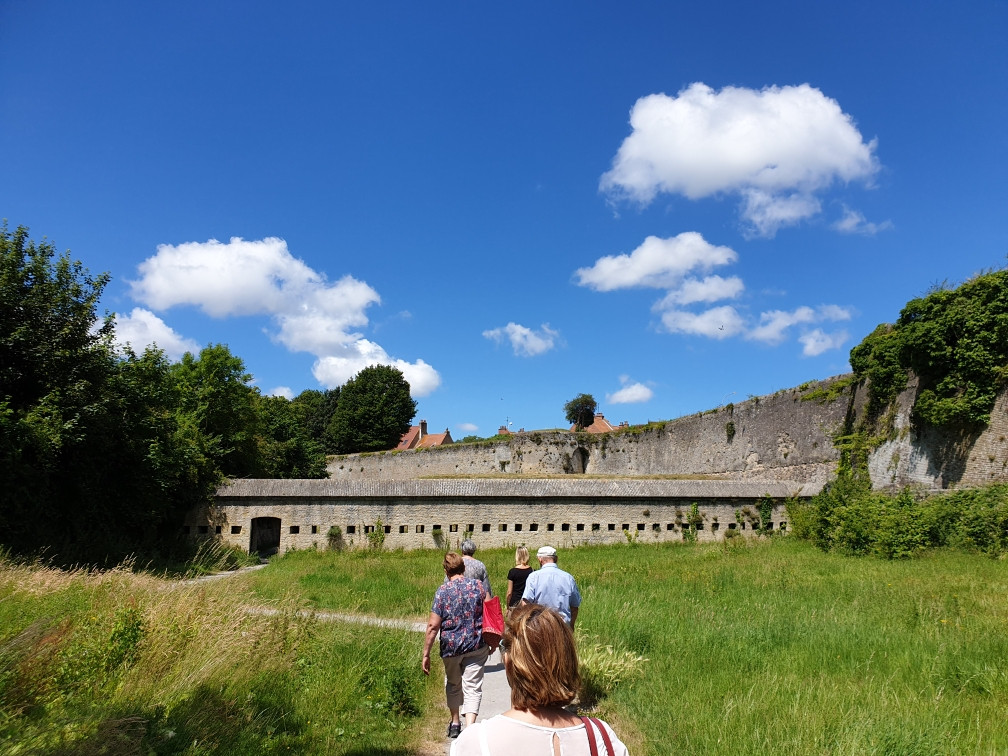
505 545 534 613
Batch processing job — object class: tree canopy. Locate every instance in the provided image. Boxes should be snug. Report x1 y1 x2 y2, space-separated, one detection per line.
330 364 416 453
850 268 1008 427
564 393 598 430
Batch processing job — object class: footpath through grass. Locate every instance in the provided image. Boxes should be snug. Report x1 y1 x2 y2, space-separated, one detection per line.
2 538 1006 754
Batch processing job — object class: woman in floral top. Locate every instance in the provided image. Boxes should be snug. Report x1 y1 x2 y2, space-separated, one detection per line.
423 551 490 739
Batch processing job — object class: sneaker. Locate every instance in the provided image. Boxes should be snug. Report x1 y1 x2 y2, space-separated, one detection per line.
447 722 462 739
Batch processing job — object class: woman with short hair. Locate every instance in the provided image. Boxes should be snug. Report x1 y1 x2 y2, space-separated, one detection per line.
423 551 490 739
504 545 534 614
450 603 630 755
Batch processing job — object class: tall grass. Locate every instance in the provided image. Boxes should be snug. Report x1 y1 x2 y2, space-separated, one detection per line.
5 537 1007 754
0 556 440 755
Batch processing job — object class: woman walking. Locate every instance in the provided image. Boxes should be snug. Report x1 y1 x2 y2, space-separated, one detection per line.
423 551 491 739
504 545 534 614
450 603 630 755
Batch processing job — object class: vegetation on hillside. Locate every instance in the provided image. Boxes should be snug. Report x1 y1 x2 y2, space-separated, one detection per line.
849 267 1008 427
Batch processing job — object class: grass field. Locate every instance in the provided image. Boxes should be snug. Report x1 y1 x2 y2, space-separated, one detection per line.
2 537 1006 754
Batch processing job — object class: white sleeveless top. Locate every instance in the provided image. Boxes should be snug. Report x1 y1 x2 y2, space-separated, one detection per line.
449 714 629 756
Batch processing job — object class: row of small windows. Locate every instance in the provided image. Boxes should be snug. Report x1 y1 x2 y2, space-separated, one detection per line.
185 521 786 536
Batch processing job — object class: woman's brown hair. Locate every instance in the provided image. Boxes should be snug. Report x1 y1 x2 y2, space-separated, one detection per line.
443 551 465 576
502 603 580 710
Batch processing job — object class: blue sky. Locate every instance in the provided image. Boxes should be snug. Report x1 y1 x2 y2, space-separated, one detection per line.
2 1 1006 437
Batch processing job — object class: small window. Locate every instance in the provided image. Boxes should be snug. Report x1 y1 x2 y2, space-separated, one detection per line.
450 524 458 532
636 523 645 531
576 523 585 531
696 522 704 530
290 525 300 534
384 525 391 534
608 523 616 531
515 524 523 532
433 524 442 532
547 524 555 532
347 525 356 535
728 522 737 530
198 525 209 534
561 523 570 532
622 524 629 531
364 525 373 534
311 525 318 534
231 525 242 534
652 523 661 531
482 523 491 532
666 523 674 531
467 524 475 533
416 524 424 533
499 523 508 532
529 523 539 532
592 523 600 531
399 525 407 533
215 525 222 534
779 522 787 531
711 522 719 531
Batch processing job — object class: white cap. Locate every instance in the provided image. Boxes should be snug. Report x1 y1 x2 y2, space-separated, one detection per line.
537 545 557 558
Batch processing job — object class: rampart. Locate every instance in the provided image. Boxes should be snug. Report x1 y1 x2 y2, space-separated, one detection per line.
193 375 1008 554
192 478 809 554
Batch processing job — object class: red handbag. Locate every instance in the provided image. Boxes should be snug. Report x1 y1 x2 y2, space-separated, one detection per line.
482 595 504 651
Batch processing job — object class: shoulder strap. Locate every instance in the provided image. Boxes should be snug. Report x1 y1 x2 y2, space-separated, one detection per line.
581 717 600 756
585 717 615 756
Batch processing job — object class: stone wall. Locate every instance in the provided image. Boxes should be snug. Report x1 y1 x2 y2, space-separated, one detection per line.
326 377 852 487
194 479 800 554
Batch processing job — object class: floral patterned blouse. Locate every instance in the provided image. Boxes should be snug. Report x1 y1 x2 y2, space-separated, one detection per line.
432 576 485 658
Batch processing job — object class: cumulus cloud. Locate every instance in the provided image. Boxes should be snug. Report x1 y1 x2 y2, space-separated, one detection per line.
748 305 853 346
269 386 294 399
127 237 440 397
113 307 200 360
483 322 559 357
607 376 654 404
457 422 479 433
799 328 850 357
659 305 747 339
574 233 737 291
832 206 893 235
654 275 744 307
600 82 879 236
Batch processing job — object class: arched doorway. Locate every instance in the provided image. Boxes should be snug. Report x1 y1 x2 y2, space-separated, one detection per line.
249 516 281 556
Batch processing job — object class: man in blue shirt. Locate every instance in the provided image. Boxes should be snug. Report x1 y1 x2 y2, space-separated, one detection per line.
520 545 581 628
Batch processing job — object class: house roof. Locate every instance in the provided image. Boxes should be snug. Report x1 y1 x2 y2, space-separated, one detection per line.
571 412 619 434
418 429 453 448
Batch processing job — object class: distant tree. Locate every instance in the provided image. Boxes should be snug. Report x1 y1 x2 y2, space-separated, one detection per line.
292 387 340 454
257 394 328 478
330 365 416 453
564 393 597 430
170 344 261 477
458 435 483 444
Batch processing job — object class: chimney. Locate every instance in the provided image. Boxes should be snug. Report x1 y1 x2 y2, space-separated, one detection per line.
420 419 428 437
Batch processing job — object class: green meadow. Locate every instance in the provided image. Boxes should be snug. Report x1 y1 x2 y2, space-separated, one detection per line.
2 538 1007 754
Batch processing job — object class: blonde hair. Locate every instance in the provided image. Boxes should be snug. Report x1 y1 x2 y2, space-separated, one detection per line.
443 551 465 576
503 604 580 710
515 545 529 567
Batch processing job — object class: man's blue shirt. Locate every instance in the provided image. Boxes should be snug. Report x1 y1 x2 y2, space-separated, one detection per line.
520 563 581 623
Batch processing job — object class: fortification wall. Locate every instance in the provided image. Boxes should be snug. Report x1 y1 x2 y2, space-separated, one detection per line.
326 377 852 487
326 376 1008 493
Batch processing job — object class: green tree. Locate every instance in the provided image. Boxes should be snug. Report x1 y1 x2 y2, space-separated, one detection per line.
292 387 340 453
170 344 261 477
257 394 328 478
564 393 597 430
330 365 416 453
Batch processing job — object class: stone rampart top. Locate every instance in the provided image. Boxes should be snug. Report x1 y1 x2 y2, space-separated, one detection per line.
217 477 819 499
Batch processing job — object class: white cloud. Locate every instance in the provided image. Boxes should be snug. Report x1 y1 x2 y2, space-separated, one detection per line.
457 422 479 433
269 386 294 399
112 307 200 360
655 275 744 307
483 322 559 357
832 206 893 235
659 305 747 339
311 339 441 397
128 237 440 396
799 328 850 357
748 305 853 346
574 233 737 292
607 376 654 404
600 83 879 236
